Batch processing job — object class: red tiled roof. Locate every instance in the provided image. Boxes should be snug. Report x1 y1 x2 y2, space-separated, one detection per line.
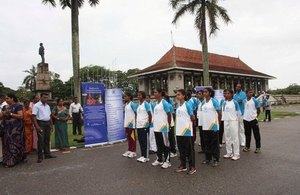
132 46 274 78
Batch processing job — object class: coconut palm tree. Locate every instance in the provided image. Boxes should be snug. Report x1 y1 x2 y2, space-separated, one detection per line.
170 0 231 86
23 65 37 91
41 0 100 100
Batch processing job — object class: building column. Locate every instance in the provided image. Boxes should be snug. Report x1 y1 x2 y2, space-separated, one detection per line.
217 77 220 89
224 77 227 89
231 79 234 91
168 70 184 96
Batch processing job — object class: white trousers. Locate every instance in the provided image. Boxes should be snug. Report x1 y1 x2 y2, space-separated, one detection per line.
224 120 240 156
149 127 157 152
0 139 2 162
238 116 246 146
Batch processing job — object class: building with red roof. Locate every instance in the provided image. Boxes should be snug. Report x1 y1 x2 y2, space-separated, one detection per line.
130 46 275 95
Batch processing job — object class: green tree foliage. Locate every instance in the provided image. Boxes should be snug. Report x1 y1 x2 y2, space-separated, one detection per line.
0 82 15 95
22 65 37 92
270 83 300 95
15 87 33 102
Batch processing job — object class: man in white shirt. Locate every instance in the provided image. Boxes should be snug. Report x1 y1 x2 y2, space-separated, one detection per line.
69 97 83 135
32 93 56 163
0 94 8 163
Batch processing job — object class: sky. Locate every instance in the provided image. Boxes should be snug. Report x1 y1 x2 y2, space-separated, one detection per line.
0 0 300 90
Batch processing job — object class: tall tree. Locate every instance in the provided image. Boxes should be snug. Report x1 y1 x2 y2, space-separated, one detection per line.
23 65 37 91
170 0 231 85
41 0 100 100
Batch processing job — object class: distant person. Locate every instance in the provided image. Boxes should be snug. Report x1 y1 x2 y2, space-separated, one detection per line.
264 95 272 122
0 94 8 163
242 89 261 153
196 90 205 153
30 94 39 151
186 90 199 143
23 100 34 154
122 92 137 158
146 95 157 154
0 93 26 168
39 43 45 63
32 93 56 163
219 90 227 148
52 98 70 152
69 97 83 135
233 83 246 147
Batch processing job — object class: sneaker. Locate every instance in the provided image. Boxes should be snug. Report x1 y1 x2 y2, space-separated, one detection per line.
243 147 250 152
187 167 196 175
219 144 223 148
176 165 187 173
161 162 171 169
152 160 163 166
122 151 130 157
211 161 218 167
136 156 144 162
170 153 177 158
202 160 210 165
254 148 261 153
139 157 150 163
223 153 233 159
127 152 137 158
231 155 240 161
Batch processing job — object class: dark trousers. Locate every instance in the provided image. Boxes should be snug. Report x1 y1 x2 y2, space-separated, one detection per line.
192 114 198 143
177 136 195 168
72 113 82 135
265 110 271 121
243 119 261 149
154 132 170 162
137 128 149 158
198 126 205 151
37 121 51 159
203 131 220 161
219 121 224 144
168 126 176 154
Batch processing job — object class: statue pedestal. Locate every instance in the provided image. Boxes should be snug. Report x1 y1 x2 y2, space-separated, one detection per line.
36 63 52 99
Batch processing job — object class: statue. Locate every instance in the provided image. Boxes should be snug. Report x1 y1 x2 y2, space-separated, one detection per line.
39 43 45 63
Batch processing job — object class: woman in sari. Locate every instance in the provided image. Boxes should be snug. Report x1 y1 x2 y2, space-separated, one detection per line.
23 100 33 154
52 98 70 151
0 93 26 168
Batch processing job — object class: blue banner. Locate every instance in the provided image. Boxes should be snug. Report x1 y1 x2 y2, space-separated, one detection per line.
82 83 107 146
105 89 126 143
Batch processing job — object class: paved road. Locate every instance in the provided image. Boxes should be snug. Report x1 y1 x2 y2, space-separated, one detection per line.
1 116 300 195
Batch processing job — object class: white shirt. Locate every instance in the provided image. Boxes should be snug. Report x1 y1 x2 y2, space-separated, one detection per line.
136 101 150 129
201 98 220 131
153 99 170 133
124 101 136 128
69 102 83 116
0 101 8 111
243 98 260 121
32 101 51 121
197 100 204 126
222 99 239 121
176 102 193 136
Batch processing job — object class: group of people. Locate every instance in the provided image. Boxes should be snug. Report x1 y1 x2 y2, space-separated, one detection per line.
122 84 262 175
0 93 83 168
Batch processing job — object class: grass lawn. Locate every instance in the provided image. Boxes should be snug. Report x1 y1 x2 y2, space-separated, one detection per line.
50 122 85 149
257 111 300 121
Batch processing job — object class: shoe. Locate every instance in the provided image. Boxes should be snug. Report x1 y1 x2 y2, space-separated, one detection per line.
176 165 187 173
231 155 240 161
187 167 196 175
198 143 201 146
243 147 250 152
37 159 43 163
202 160 210 165
170 153 177 158
136 157 144 162
161 162 171 169
152 160 163 166
254 148 261 153
45 155 56 159
122 151 130 157
219 144 223 148
211 161 218 167
223 153 233 159
139 157 150 163
127 152 137 158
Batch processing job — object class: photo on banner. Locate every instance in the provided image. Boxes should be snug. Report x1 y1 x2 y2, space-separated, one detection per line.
82 82 108 146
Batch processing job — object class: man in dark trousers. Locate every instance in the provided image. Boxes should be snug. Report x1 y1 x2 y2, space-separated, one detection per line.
32 93 56 163
69 97 83 135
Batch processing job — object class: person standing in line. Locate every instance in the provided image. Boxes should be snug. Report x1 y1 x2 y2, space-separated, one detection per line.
0 94 8 163
136 91 152 163
233 84 246 147
146 95 157 154
242 89 261 153
122 92 137 158
187 90 199 143
201 87 221 167
162 93 177 158
29 94 40 151
196 90 204 153
222 89 241 160
219 91 227 148
264 95 272 122
23 100 34 154
32 93 56 163
175 89 196 175
151 89 172 169
69 97 83 135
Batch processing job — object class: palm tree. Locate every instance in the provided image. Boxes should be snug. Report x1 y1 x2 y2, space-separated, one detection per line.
41 0 100 100
23 65 37 92
170 0 231 86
